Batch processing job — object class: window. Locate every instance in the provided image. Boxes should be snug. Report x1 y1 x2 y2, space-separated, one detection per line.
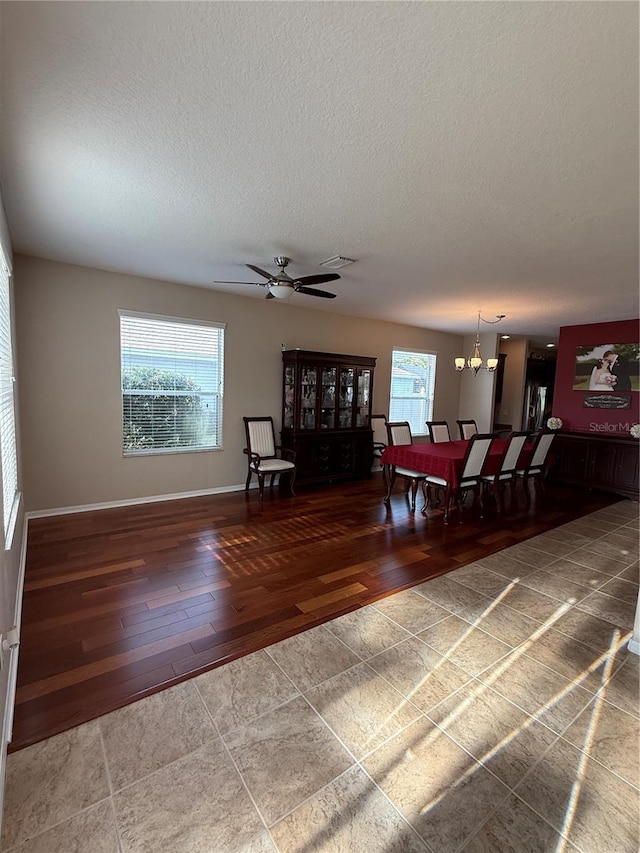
120 312 225 455
0 248 18 542
389 348 436 435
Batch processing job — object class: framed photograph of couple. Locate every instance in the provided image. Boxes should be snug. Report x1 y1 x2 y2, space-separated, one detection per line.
572 343 639 392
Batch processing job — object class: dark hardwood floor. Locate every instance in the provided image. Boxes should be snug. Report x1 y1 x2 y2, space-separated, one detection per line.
12 475 619 751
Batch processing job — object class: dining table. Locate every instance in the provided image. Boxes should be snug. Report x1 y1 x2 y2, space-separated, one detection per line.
381 437 534 518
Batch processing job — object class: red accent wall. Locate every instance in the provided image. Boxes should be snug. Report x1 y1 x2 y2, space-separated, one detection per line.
554 319 640 434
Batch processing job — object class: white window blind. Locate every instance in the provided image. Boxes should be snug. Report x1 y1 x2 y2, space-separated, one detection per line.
389 349 437 436
0 250 18 539
120 312 225 455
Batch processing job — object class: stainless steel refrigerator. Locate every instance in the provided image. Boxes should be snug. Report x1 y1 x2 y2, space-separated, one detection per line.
523 382 549 432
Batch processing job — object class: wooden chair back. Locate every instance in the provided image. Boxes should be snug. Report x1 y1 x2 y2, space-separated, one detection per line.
387 421 413 446
459 434 495 481
244 417 277 459
426 421 451 443
371 414 388 456
498 431 530 475
457 419 478 440
528 430 556 471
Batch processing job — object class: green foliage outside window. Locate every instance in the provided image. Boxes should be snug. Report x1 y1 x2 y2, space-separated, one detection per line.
122 367 204 451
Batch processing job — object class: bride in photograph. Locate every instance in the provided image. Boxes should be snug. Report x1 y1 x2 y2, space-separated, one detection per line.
589 359 618 391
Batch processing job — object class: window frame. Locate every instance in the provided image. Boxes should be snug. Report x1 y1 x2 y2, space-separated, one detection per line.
0 248 19 548
119 310 226 457
388 347 437 437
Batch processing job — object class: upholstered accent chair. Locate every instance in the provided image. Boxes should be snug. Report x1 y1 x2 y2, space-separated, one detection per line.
457 419 478 440
243 416 296 501
384 421 428 512
426 420 451 443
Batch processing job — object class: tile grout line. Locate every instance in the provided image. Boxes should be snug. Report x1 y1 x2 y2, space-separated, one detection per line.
1 798 116 853
269 696 437 851
96 720 125 853
191 678 283 852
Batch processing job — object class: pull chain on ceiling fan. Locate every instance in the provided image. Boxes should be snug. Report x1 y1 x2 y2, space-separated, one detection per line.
214 256 340 300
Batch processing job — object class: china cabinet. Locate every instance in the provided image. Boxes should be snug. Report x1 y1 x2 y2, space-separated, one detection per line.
281 350 376 484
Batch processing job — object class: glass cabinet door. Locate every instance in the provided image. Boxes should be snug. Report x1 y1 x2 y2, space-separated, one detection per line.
300 366 317 429
356 369 371 426
320 367 336 429
283 365 295 428
338 368 354 428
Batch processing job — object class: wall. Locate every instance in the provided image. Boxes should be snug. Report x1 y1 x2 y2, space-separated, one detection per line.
457 331 499 432
14 255 465 511
554 319 640 434
496 338 528 430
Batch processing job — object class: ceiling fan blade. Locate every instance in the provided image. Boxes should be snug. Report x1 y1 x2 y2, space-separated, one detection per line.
214 280 265 286
246 264 274 280
295 286 336 299
293 273 340 286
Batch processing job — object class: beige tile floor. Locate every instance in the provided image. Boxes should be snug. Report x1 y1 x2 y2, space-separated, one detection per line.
2 502 639 852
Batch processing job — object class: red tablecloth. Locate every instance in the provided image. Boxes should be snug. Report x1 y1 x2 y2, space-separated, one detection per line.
381 439 531 490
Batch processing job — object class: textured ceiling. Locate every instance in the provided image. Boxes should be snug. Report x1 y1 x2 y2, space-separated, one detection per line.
0 1 638 339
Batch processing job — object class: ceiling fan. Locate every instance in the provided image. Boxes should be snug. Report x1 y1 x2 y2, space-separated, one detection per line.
214 256 340 300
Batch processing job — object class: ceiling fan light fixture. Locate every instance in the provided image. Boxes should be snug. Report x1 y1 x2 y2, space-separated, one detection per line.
269 283 294 300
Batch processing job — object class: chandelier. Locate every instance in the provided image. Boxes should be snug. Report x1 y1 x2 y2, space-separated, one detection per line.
454 311 505 374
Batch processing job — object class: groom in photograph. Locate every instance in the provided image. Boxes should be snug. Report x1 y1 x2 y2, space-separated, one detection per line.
603 350 632 391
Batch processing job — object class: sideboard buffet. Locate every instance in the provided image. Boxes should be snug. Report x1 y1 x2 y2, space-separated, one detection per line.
549 430 639 501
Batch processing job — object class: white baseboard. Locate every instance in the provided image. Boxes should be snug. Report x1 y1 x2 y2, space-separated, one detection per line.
25 482 253 520
25 469 387 520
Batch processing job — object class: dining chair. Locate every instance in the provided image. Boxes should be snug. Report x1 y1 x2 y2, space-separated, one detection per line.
383 421 428 512
481 430 529 514
457 419 478 440
423 433 495 523
426 420 451 443
371 414 388 467
243 416 296 501
514 429 557 507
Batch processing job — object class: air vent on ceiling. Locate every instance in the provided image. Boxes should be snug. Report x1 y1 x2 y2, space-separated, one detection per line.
319 256 356 270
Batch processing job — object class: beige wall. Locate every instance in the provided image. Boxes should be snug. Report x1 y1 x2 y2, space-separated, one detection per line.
15 255 465 511
456 332 499 432
496 338 528 430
